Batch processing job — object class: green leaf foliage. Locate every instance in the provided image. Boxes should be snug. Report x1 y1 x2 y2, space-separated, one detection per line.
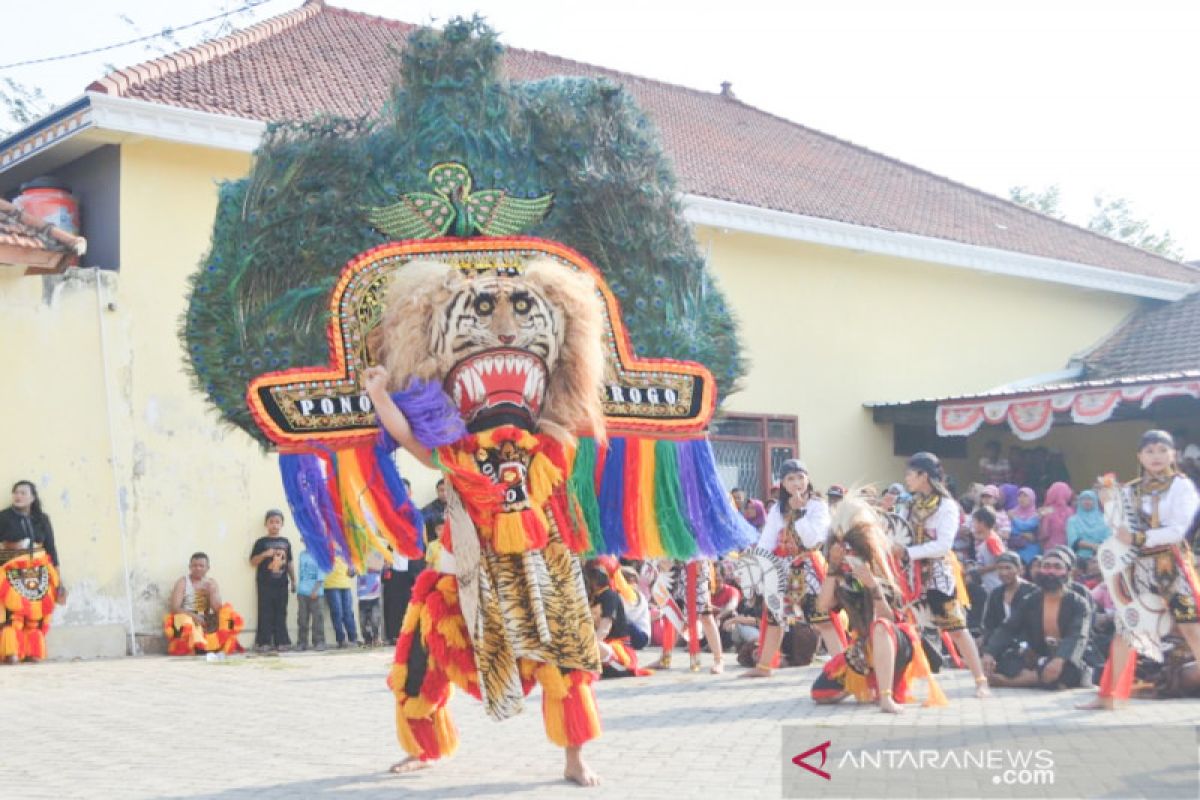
182 15 746 448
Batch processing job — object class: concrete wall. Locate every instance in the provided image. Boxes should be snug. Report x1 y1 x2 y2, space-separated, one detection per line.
698 226 1142 489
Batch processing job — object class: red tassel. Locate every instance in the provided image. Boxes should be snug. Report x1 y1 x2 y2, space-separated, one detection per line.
1097 640 1136 700
941 630 964 669
355 445 422 557
548 489 586 552
686 562 700 660
561 671 602 747
622 442 643 557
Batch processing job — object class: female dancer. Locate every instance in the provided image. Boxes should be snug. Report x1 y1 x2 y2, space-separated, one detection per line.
740 459 844 678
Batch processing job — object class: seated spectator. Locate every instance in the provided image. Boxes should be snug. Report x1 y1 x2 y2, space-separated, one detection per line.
1008 488 1042 565
979 552 1035 648
978 485 1010 542
1038 482 1074 553
163 552 244 656
983 548 1092 690
966 507 1005 635
586 565 650 677
1067 490 1110 569
723 593 763 664
618 566 651 650
878 483 904 514
731 488 767 530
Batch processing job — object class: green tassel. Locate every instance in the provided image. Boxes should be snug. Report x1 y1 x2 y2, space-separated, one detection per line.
568 437 603 555
653 440 698 560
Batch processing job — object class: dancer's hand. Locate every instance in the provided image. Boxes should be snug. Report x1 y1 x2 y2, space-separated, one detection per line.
363 365 389 399
982 653 997 675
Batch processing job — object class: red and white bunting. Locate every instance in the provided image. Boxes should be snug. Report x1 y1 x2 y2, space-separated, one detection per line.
936 379 1200 441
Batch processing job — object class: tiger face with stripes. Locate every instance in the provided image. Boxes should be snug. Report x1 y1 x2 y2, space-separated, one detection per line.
377 256 607 441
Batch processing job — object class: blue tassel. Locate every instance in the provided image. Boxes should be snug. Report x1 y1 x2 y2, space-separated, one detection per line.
686 439 758 555
279 453 335 571
597 437 629 555
372 442 426 556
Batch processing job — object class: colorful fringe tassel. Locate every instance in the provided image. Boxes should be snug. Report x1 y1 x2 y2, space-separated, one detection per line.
578 435 756 560
280 445 424 573
537 663 602 748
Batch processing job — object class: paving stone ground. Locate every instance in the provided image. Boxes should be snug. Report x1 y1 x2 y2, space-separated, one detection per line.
2 649 1197 799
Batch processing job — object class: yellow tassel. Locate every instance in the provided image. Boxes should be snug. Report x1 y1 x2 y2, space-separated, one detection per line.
949 553 970 609
436 616 467 650
419 605 435 644
636 439 666 558
436 575 459 605
399 600 423 636
404 695 436 718
433 706 459 757
609 568 637 606
0 625 17 659
543 693 567 747
394 700 422 756
389 662 409 695
535 661 569 700
528 452 563 505
494 513 529 554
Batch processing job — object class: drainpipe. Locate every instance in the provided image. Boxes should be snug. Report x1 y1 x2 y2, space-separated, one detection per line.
94 269 139 655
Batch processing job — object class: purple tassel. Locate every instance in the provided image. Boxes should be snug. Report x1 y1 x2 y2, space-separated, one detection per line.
376 377 467 451
676 440 717 557
279 454 336 571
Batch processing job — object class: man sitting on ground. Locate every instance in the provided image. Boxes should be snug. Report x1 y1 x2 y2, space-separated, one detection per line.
586 565 650 678
163 552 244 656
978 552 1035 649
982 548 1091 690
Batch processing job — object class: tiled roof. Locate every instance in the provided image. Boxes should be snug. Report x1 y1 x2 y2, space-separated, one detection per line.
865 369 1200 408
1078 290 1200 379
85 0 1200 285
0 197 86 273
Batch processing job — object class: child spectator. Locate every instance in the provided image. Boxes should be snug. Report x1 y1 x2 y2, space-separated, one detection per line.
248 510 295 653
618 566 651 650
323 552 359 648
295 545 328 651
358 550 384 646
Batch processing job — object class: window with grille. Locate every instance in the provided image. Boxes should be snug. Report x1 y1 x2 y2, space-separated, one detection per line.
710 413 799 503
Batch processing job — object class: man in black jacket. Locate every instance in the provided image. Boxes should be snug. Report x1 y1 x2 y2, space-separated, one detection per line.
983 548 1092 689
978 552 1035 648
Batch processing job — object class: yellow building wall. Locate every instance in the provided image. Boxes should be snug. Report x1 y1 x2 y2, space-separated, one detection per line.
698 227 1143 490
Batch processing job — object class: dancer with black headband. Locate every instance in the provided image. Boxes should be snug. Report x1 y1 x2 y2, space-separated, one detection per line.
894 452 992 697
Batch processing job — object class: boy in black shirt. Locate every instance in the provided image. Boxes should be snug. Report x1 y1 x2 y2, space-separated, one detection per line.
249 509 296 652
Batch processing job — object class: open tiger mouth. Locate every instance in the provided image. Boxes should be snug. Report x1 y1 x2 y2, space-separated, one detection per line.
444 348 548 432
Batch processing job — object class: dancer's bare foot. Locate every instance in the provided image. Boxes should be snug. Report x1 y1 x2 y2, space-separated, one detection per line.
879 695 904 714
1076 695 1116 711
709 660 725 675
738 666 773 678
974 679 992 698
564 746 600 787
389 756 433 775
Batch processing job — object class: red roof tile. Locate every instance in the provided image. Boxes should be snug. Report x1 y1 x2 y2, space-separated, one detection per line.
0 197 86 273
85 1 1200 285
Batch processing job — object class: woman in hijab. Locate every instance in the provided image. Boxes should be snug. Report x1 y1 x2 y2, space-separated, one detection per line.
1067 490 1110 568
1009 487 1042 566
1038 482 1074 552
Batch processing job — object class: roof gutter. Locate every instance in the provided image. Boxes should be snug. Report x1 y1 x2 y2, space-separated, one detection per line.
683 195 1193 301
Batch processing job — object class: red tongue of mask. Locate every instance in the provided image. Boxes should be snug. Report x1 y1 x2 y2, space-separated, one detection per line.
444 348 548 432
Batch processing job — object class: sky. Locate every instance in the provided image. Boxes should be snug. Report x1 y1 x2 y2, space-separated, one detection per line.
3 0 1199 256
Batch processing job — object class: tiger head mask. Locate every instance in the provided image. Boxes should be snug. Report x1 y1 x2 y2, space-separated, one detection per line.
375 257 606 442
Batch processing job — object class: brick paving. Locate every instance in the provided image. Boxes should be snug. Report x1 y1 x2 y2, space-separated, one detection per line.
3 649 1197 799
